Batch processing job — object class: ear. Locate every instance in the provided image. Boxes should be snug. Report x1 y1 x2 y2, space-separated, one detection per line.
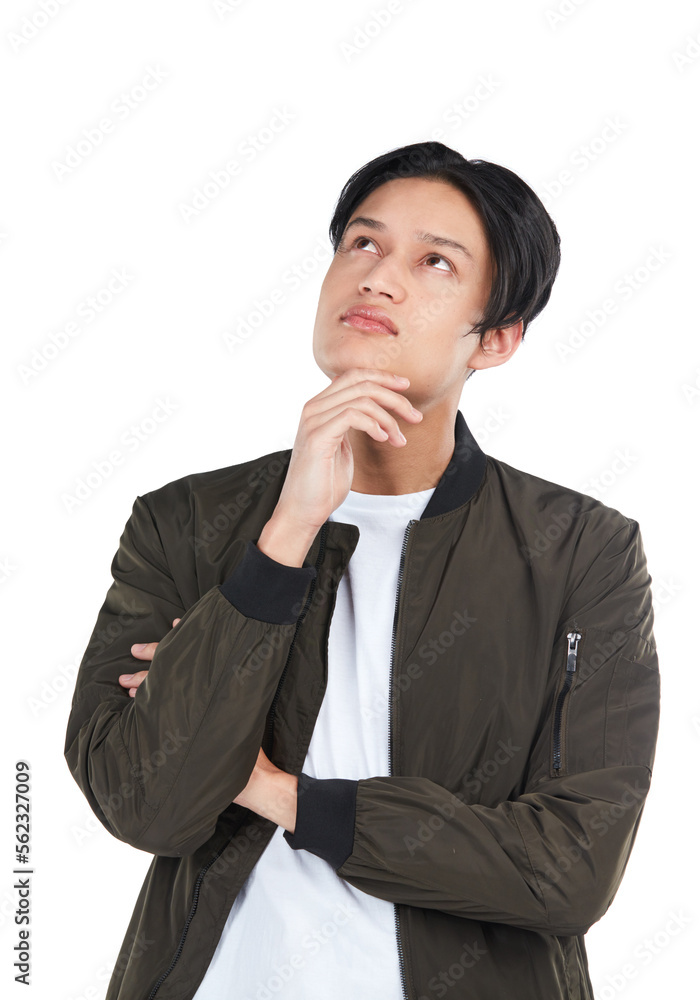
467 319 523 373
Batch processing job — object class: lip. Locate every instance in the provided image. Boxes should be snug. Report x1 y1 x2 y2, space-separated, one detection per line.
340 305 398 336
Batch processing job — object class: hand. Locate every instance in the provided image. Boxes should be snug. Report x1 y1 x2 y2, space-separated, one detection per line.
118 618 181 697
273 367 423 534
233 746 297 833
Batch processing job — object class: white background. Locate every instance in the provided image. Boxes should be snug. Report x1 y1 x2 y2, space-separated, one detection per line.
2 1 699 997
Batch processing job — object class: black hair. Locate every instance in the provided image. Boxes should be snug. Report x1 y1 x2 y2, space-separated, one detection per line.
328 141 561 352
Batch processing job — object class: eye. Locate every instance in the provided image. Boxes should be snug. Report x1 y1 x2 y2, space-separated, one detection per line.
348 236 454 273
423 253 453 273
350 236 379 253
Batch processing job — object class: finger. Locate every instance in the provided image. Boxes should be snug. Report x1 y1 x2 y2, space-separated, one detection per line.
310 376 423 443
172 618 181 627
128 681 146 697
130 640 158 660
118 669 149 687
327 368 409 388
321 369 413 405
309 393 420 448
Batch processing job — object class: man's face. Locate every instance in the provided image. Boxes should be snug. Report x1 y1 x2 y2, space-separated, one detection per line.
312 176 497 408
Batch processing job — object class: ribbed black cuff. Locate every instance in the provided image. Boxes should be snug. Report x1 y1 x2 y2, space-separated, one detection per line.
283 772 358 870
218 538 317 625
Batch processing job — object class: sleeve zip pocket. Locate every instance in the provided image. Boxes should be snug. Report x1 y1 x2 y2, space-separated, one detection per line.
552 630 582 774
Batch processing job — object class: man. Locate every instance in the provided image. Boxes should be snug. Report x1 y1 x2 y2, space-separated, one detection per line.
64 141 660 999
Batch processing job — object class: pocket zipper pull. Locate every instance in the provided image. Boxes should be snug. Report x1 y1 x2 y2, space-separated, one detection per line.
552 631 583 773
566 631 582 671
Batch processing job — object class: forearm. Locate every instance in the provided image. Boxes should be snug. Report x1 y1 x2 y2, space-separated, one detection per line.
283 765 652 936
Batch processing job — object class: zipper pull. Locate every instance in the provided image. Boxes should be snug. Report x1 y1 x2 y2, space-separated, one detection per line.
566 631 582 671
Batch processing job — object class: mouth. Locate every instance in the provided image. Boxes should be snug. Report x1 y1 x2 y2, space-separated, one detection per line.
340 306 398 336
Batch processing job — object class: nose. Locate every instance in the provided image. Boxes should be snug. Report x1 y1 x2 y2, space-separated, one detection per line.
359 256 404 299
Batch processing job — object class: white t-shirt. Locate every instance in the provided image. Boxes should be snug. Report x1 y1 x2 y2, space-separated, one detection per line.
192 485 436 999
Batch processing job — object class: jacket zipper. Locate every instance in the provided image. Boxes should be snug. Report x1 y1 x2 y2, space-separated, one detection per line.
552 631 582 772
389 517 417 1000
145 838 229 1000
145 522 328 999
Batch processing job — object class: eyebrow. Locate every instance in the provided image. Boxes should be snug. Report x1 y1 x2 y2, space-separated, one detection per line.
342 216 475 265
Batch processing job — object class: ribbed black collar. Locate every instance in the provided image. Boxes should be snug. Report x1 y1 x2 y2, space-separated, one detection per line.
418 408 487 520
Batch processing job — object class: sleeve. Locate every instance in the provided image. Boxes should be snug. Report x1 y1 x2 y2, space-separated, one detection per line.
283 517 661 937
64 494 317 858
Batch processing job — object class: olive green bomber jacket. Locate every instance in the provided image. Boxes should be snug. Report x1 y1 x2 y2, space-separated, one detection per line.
63 408 661 999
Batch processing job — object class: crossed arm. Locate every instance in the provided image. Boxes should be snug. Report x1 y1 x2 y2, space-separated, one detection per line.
68 495 659 934
119 619 298 834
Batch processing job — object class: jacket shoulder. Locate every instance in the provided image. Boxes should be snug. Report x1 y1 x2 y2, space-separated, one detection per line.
484 458 652 639
484 455 637 537
137 446 291 516
125 448 292 584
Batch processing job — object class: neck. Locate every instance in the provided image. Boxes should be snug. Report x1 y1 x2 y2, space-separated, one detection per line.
348 401 458 495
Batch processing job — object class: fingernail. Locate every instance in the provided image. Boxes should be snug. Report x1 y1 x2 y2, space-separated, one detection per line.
394 375 409 383
120 674 133 681
132 643 146 652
